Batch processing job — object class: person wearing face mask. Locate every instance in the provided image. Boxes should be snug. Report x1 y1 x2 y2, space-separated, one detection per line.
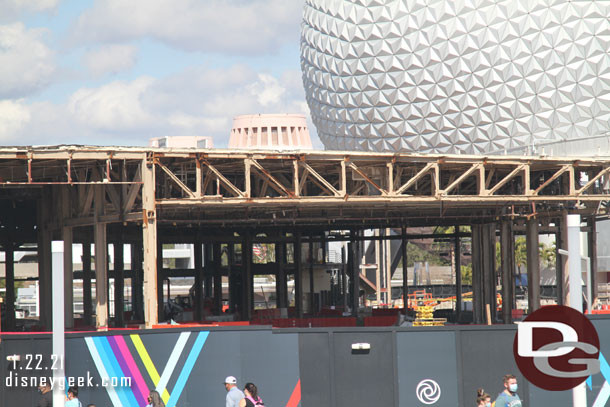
476 388 491 407
494 374 522 407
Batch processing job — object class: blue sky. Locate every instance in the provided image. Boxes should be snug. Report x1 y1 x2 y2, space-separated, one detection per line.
0 0 320 147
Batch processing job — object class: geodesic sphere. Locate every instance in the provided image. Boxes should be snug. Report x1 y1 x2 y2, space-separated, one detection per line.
300 0 610 154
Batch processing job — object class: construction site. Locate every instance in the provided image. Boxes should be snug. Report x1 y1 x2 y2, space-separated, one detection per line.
0 145 607 332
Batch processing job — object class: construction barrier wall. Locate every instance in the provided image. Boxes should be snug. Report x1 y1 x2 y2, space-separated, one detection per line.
2 318 610 407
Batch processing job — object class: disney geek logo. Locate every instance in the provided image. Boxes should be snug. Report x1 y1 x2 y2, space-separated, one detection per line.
513 305 600 391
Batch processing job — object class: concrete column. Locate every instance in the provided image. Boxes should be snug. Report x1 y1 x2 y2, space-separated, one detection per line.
82 241 92 325
402 226 408 313
275 240 287 308
142 158 158 328
454 227 462 322
113 241 124 327
194 241 204 321
94 185 108 330
295 232 303 318
500 221 514 323
213 243 222 315
63 227 74 329
526 218 540 313
5 244 15 331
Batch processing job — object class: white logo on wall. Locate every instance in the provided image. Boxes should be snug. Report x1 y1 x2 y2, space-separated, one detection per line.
416 379 441 405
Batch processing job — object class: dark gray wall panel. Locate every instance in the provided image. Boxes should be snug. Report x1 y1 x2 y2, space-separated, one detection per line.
333 332 395 407
299 332 333 407
397 331 458 407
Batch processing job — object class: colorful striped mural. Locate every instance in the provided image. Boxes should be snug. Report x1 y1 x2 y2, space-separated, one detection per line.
85 331 209 407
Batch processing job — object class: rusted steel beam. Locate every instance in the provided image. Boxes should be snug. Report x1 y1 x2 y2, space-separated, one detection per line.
486 164 526 195
250 159 294 197
157 160 196 198
577 167 610 196
442 163 483 195
394 162 435 195
200 159 244 198
347 161 387 196
299 160 342 197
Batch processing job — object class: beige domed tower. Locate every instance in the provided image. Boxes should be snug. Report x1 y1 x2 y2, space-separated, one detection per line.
228 114 312 150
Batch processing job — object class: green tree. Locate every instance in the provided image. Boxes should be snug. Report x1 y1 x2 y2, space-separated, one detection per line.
540 242 556 268
461 264 473 285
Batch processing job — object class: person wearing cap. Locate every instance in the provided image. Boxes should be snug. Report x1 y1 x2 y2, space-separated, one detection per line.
224 376 245 407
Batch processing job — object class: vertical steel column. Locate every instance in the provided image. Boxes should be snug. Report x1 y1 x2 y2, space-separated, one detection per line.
130 242 143 321
275 239 287 308
375 229 381 305
587 217 598 306
94 185 108 330
350 230 360 317
62 186 74 329
227 243 236 313
471 225 483 324
526 218 540 313
4 245 15 331
213 243 222 315
558 211 569 305
204 244 213 298
500 221 514 323
454 227 462 322
309 235 315 314
156 238 164 321
568 214 587 407
385 228 392 305
243 231 253 320
82 241 92 325
194 241 204 321
142 156 158 328
114 241 124 327
402 226 408 313
38 188 53 330
51 236 65 407
63 227 73 329
295 232 303 318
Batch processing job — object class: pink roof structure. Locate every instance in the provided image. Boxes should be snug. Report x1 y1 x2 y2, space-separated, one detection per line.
229 114 312 150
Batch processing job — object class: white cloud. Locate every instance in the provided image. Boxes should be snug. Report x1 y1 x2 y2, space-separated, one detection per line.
71 0 302 54
2 64 317 147
0 0 59 21
68 77 155 131
0 99 30 141
83 45 137 77
0 23 56 98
